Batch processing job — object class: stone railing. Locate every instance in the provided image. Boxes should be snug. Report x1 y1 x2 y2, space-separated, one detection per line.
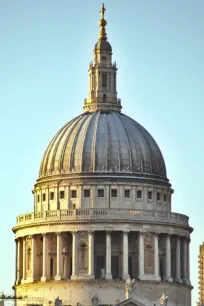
15 208 189 227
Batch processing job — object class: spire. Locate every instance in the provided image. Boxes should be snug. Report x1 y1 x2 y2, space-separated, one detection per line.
98 3 107 41
83 4 122 113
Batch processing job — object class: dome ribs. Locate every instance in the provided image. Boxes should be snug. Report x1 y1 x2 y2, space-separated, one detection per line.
72 113 94 173
91 111 100 172
95 112 106 172
124 115 153 175
49 115 83 175
38 112 167 181
113 112 133 173
81 112 98 172
134 120 166 177
67 115 89 173
121 115 144 174
59 115 86 173
41 117 78 177
106 113 120 172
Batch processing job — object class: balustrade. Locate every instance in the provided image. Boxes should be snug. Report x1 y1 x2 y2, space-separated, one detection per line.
16 208 189 227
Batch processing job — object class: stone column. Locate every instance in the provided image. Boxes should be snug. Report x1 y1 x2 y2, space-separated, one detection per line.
22 237 26 282
154 233 161 281
187 238 191 285
71 231 78 280
105 231 112 279
30 235 36 282
138 232 145 280
88 231 95 278
123 231 130 279
55 232 62 280
16 239 21 284
165 234 173 282
41 234 48 282
176 236 182 283
183 237 190 284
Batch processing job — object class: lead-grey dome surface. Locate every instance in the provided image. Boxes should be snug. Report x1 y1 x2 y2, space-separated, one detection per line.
39 111 167 181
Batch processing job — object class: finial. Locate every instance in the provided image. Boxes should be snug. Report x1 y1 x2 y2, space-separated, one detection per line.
100 3 106 20
98 3 107 41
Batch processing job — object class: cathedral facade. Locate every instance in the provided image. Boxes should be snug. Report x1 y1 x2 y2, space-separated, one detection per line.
13 4 193 306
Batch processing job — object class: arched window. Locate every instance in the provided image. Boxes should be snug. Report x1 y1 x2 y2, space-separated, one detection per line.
102 73 107 87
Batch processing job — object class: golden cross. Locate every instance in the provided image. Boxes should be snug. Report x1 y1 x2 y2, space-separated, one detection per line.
100 3 106 20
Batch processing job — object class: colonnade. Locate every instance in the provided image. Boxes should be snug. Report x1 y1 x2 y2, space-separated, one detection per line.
15 231 191 285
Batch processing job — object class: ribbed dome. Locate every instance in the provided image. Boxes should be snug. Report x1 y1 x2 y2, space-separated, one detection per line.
39 111 167 181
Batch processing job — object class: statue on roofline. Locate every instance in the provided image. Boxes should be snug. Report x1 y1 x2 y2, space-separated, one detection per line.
125 278 135 299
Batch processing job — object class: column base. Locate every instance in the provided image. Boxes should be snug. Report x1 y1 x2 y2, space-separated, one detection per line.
55 275 61 281
71 275 78 280
105 273 112 280
138 274 161 281
15 280 21 285
164 276 173 283
183 278 191 285
154 275 161 282
138 274 145 280
87 274 95 279
175 277 183 283
123 273 130 280
40 276 47 282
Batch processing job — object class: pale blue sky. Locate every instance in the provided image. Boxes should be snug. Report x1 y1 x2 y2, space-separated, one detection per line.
0 0 203 304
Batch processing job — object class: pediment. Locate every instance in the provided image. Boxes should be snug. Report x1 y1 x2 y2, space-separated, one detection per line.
114 298 147 306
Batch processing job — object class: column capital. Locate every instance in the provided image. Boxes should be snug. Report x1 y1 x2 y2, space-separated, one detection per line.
88 230 94 235
106 230 112 234
30 234 36 238
56 232 62 236
42 233 47 237
139 231 145 236
123 230 130 234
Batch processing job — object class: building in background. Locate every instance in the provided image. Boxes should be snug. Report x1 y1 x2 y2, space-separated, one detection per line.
13 4 193 306
198 243 204 305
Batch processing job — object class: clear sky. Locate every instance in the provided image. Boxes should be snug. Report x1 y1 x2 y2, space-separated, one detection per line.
0 0 203 304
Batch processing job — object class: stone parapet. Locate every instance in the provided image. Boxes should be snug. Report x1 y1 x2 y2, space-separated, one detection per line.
15 208 189 228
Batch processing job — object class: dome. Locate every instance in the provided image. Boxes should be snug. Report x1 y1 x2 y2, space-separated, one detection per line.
94 40 112 52
39 111 167 182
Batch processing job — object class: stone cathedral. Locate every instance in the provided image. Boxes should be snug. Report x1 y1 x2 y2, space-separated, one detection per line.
13 4 193 306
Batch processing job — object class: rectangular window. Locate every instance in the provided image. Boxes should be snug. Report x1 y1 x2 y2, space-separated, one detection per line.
42 194 46 201
157 192 161 201
98 189 104 197
60 191 64 199
84 189 90 198
71 190 77 198
164 194 167 202
137 190 142 199
50 192 54 200
111 189 117 198
125 189 130 198
37 195 40 202
148 191 152 200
